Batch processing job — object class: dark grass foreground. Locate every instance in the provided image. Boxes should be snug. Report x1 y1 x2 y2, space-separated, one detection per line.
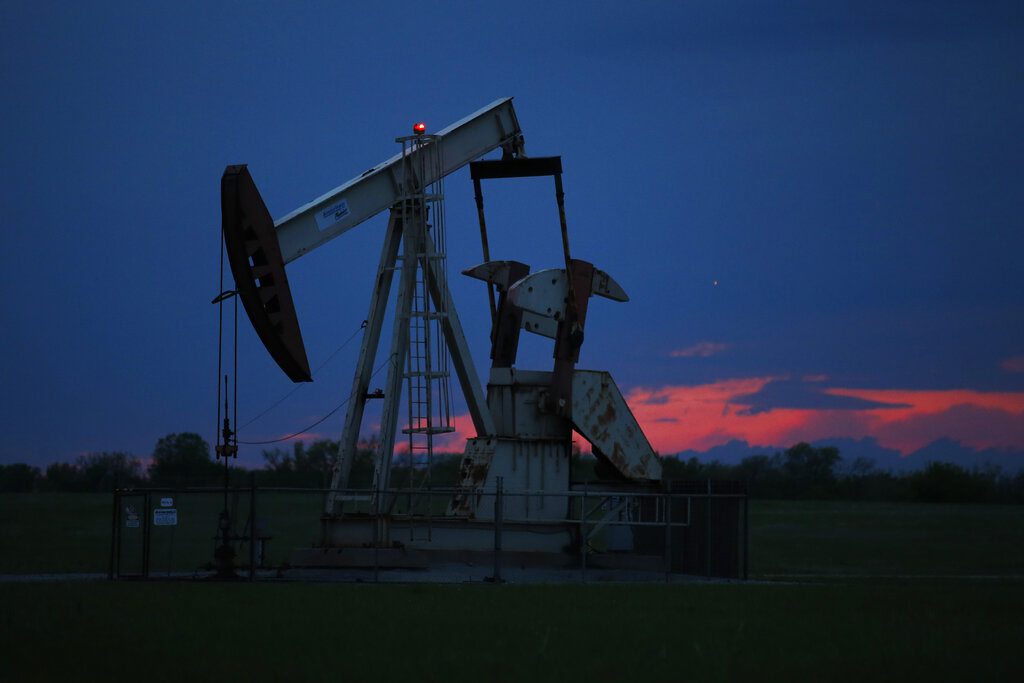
3 580 1022 682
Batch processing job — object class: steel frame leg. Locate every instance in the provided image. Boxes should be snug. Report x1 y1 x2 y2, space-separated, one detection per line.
325 211 403 514
370 221 419 502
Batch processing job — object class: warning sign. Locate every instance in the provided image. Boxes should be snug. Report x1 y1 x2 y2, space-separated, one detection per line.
153 508 178 526
125 505 140 528
160 497 174 507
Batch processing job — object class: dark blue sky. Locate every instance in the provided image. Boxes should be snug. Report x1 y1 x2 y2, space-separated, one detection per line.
2 1 1022 466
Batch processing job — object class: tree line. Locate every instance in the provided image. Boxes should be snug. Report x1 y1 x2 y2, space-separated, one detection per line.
1 435 1022 504
652 442 1024 504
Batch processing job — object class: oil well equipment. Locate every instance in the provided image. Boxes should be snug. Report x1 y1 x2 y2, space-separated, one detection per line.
219 99 744 575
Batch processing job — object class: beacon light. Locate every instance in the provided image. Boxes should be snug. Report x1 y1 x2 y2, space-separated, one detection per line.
413 122 426 135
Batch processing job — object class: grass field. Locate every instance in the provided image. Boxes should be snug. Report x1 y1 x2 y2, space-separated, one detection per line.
751 499 1024 577
2 494 1023 681
3 579 1022 681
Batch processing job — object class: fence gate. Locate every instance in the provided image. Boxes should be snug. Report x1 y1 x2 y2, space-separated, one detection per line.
110 487 259 580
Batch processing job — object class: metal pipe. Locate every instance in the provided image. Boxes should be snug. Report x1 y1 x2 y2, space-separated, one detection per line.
248 484 746 498
473 177 497 323
553 173 576 311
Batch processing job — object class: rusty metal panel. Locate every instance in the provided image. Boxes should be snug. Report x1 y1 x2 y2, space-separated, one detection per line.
487 369 566 440
221 165 311 382
486 439 570 521
571 370 662 481
448 437 496 517
507 267 629 320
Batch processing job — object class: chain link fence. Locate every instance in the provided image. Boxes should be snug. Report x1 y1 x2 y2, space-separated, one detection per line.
110 480 747 581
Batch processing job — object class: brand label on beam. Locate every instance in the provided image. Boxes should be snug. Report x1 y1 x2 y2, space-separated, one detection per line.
315 198 350 231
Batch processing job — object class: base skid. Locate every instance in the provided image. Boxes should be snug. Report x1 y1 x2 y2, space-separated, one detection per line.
288 515 663 572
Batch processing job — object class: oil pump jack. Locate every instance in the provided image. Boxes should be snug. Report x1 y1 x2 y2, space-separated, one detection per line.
221 99 663 567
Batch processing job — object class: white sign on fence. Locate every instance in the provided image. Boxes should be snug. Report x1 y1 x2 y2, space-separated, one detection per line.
159 497 174 507
153 508 178 526
125 505 140 528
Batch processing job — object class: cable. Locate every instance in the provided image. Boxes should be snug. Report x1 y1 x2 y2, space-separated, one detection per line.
233 288 238 444
215 229 225 454
237 320 367 430
237 352 393 446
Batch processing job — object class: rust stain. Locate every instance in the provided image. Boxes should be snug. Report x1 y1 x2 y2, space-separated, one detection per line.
597 402 617 426
610 442 628 472
450 440 494 516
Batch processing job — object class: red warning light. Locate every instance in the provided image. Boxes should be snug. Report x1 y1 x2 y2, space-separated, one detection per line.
413 122 426 135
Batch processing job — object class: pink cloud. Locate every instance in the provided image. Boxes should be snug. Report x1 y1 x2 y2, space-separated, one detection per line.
621 381 1024 455
826 388 1024 452
355 380 1024 460
669 342 730 358
392 413 476 455
1001 355 1024 373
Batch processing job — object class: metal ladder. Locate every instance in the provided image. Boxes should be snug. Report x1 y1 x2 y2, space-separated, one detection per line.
396 133 455 527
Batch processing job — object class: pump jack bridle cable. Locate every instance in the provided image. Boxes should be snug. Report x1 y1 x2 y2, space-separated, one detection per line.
237 320 368 430
213 229 241 469
213 226 372 446
215 228 225 455
237 351 393 446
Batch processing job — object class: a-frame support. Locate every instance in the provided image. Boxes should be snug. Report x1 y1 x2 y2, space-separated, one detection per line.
325 207 494 515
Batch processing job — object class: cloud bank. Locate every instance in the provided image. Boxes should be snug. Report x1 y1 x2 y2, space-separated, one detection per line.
669 342 730 358
625 378 1024 455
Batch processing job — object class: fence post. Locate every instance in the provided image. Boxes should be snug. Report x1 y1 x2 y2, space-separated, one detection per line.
108 484 119 580
492 476 503 583
249 472 257 582
581 480 588 582
743 488 749 580
664 488 672 582
143 491 151 579
705 479 712 579
373 483 380 584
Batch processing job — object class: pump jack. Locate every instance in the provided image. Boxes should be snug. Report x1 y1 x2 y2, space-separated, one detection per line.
221 99 662 568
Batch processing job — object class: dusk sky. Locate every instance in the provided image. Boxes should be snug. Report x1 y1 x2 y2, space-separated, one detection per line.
2 1 1022 469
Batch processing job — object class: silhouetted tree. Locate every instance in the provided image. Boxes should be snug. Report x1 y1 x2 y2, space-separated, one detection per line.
44 462 84 491
148 432 216 485
76 451 142 491
781 443 840 498
908 462 995 503
0 463 41 492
